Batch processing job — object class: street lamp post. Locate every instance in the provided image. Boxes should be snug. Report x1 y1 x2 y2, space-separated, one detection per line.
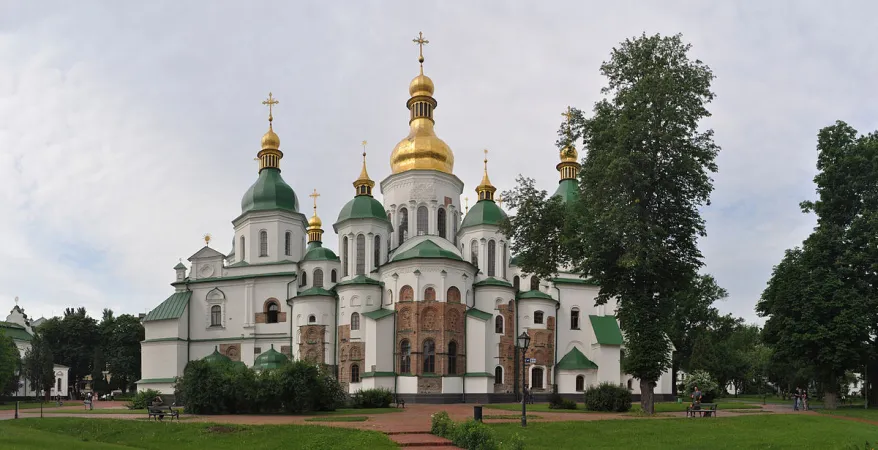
518 331 531 428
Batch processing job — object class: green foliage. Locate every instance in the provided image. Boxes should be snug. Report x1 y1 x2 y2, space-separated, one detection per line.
0 330 20 396
351 388 393 408
126 388 162 409
22 334 54 398
583 382 632 412
431 410 455 437
452 419 499 450
682 370 719 403
181 359 344 414
547 392 577 409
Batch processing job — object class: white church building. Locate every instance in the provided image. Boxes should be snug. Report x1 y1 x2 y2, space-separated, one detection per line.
2 299 70 398
137 39 673 402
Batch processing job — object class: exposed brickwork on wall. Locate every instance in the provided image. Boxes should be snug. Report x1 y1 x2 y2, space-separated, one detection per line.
497 301 516 393
523 327 554 391
220 343 241 361
255 311 287 324
337 324 365 388
418 376 442 394
280 345 292 358
298 324 326 364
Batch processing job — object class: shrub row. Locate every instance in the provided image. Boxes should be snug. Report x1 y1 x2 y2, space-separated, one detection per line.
126 389 161 409
431 411 524 450
548 392 577 410
351 388 393 408
583 382 632 412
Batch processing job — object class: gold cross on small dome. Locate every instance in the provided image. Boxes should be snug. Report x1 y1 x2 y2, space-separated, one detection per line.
309 189 320 209
262 92 279 123
413 31 429 64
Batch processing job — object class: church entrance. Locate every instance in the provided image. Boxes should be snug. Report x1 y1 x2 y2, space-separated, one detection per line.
531 367 544 390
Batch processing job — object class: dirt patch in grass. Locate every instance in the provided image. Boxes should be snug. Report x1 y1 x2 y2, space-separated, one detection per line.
305 416 369 422
205 425 240 434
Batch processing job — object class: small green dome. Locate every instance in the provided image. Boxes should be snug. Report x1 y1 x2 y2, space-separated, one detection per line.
553 179 578 204
461 199 507 229
302 242 339 262
253 344 289 371
241 168 299 214
203 346 231 364
335 195 388 225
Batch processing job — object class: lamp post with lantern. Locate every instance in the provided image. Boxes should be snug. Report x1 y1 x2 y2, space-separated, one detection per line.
518 331 531 427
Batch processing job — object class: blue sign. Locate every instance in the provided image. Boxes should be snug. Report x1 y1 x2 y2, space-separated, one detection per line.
525 358 536 364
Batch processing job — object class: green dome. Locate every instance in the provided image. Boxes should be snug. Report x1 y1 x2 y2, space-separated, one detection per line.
241 168 299 214
553 179 579 204
335 195 388 225
253 344 289 371
461 200 507 229
203 346 231 364
302 242 339 262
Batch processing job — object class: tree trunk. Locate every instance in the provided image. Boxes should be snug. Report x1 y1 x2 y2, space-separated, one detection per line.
640 379 655 414
824 390 838 410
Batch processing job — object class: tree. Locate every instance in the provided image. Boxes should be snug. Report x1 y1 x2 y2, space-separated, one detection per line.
23 334 54 400
0 330 20 396
503 33 719 414
105 314 144 392
38 308 98 396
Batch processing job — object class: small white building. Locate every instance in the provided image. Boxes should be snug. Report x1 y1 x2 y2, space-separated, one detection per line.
2 298 70 398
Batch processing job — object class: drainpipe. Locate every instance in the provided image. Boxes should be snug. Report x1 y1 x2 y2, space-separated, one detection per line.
553 286 561 392
514 293 520 401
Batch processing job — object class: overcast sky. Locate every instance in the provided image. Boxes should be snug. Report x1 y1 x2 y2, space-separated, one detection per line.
1 1 876 324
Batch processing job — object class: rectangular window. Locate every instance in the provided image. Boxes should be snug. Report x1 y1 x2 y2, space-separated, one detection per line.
571 310 580 329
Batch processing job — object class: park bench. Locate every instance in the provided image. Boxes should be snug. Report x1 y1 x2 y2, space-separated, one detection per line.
686 403 718 417
392 395 406 409
147 405 180 421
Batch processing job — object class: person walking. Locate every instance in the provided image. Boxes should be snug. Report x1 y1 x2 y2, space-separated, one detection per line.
801 390 809 411
793 387 801 411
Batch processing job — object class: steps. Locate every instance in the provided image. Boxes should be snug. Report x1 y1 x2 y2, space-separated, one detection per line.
386 431 458 448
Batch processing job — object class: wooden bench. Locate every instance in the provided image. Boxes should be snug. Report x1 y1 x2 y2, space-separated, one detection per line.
147 405 179 421
392 395 406 409
686 403 717 417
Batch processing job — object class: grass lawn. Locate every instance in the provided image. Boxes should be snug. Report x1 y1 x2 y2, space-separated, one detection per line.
651 402 760 413
43 408 149 415
491 414 878 449
304 416 369 422
484 403 602 414
0 418 397 449
818 406 878 421
485 402 760 414
0 402 46 411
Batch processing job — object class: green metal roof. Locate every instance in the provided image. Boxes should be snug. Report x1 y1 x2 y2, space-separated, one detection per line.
143 291 191 322
203 346 232 364
391 239 462 262
589 315 624 345
173 262 187 270
553 179 579 204
363 308 395 320
172 271 296 286
460 199 507 229
517 289 557 302
302 242 339 262
551 277 599 287
334 274 383 287
335 195 388 226
557 347 599 370
253 344 289 371
296 287 335 298
465 308 493 321
0 321 32 341
241 167 299 214
473 277 514 288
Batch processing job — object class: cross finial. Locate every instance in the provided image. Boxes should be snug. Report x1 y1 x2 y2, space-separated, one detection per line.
496 194 504 208
262 92 279 126
309 189 320 214
561 106 574 140
14 296 18 306
483 148 489 172
203 233 212 246
361 140 368 161
464 196 469 212
412 31 429 67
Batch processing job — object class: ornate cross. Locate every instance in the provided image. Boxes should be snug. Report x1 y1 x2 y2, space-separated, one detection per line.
483 148 489 170
496 194 504 208
309 189 320 212
262 92 279 123
464 196 469 212
413 31 429 64
561 106 573 124
361 140 368 159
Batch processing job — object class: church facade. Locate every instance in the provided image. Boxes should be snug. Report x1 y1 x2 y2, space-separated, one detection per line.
137 39 673 402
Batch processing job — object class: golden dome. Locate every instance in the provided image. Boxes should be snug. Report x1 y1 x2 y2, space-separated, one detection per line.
409 73 434 97
261 126 280 150
560 145 578 163
354 143 376 196
475 149 497 201
390 121 454 174
308 213 322 229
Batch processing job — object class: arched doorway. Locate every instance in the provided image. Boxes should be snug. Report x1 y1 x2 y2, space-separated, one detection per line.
531 367 544 389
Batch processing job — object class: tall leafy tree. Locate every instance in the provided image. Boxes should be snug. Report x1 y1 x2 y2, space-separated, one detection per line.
503 33 718 414
0 330 20 396
23 334 54 400
107 314 144 392
38 308 98 396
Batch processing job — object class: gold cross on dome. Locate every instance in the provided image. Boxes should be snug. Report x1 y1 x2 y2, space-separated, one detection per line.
309 189 320 212
561 106 573 124
483 148 489 168
262 92 279 123
361 140 368 158
496 194 504 207
413 31 429 64
464 196 469 212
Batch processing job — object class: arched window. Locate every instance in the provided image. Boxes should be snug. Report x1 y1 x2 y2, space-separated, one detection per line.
308 314 316 324
532 367 544 389
351 312 360 331
470 240 479 267
487 240 496 276
452 211 458 246
57 378 61 392
351 364 360 383
495 315 504 334
494 366 503 385
374 235 381 268
530 276 540 291
240 236 246 260
417 206 428 235
534 311 544 325
446 287 461 303
437 208 446 239
501 243 507 279
399 340 412 373
400 285 414 302
267 302 279 324
356 234 366 275
627 379 633 390
210 305 221 327
398 207 408 243
313 268 324 288
448 341 458 375
576 375 585 392
331 269 337 283
259 230 268 257
342 237 349 277
513 276 520 291
285 231 292 256
300 271 307 287
571 307 580 329
423 339 435 373
424 287 436 301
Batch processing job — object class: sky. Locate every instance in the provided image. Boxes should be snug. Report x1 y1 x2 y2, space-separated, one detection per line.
1 1 876 324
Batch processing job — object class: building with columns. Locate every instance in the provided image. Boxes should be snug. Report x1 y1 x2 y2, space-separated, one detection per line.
137 36 673 402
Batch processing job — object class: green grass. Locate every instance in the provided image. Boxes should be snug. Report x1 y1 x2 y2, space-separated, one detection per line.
0 402 46 411
0 418 397 449
484 402 760 414
490 414 878 449
651 402 761 413
42 408 149 415
483 414 543 419
484 403 601 413
304 416 369 422
818 406 878 421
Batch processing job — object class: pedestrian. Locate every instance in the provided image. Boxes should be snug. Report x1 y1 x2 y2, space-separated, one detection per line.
793 387 801 411
801 390 809 411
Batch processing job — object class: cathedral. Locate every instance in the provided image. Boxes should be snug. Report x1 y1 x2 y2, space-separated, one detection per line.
137 36 674 402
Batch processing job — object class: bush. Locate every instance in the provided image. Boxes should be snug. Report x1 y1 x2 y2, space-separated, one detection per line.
451 419 498 450
549 398 577 410
351 388 393 408
431 410 455 438
682 370 719 403
126 389 162 409
583 382 631 412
